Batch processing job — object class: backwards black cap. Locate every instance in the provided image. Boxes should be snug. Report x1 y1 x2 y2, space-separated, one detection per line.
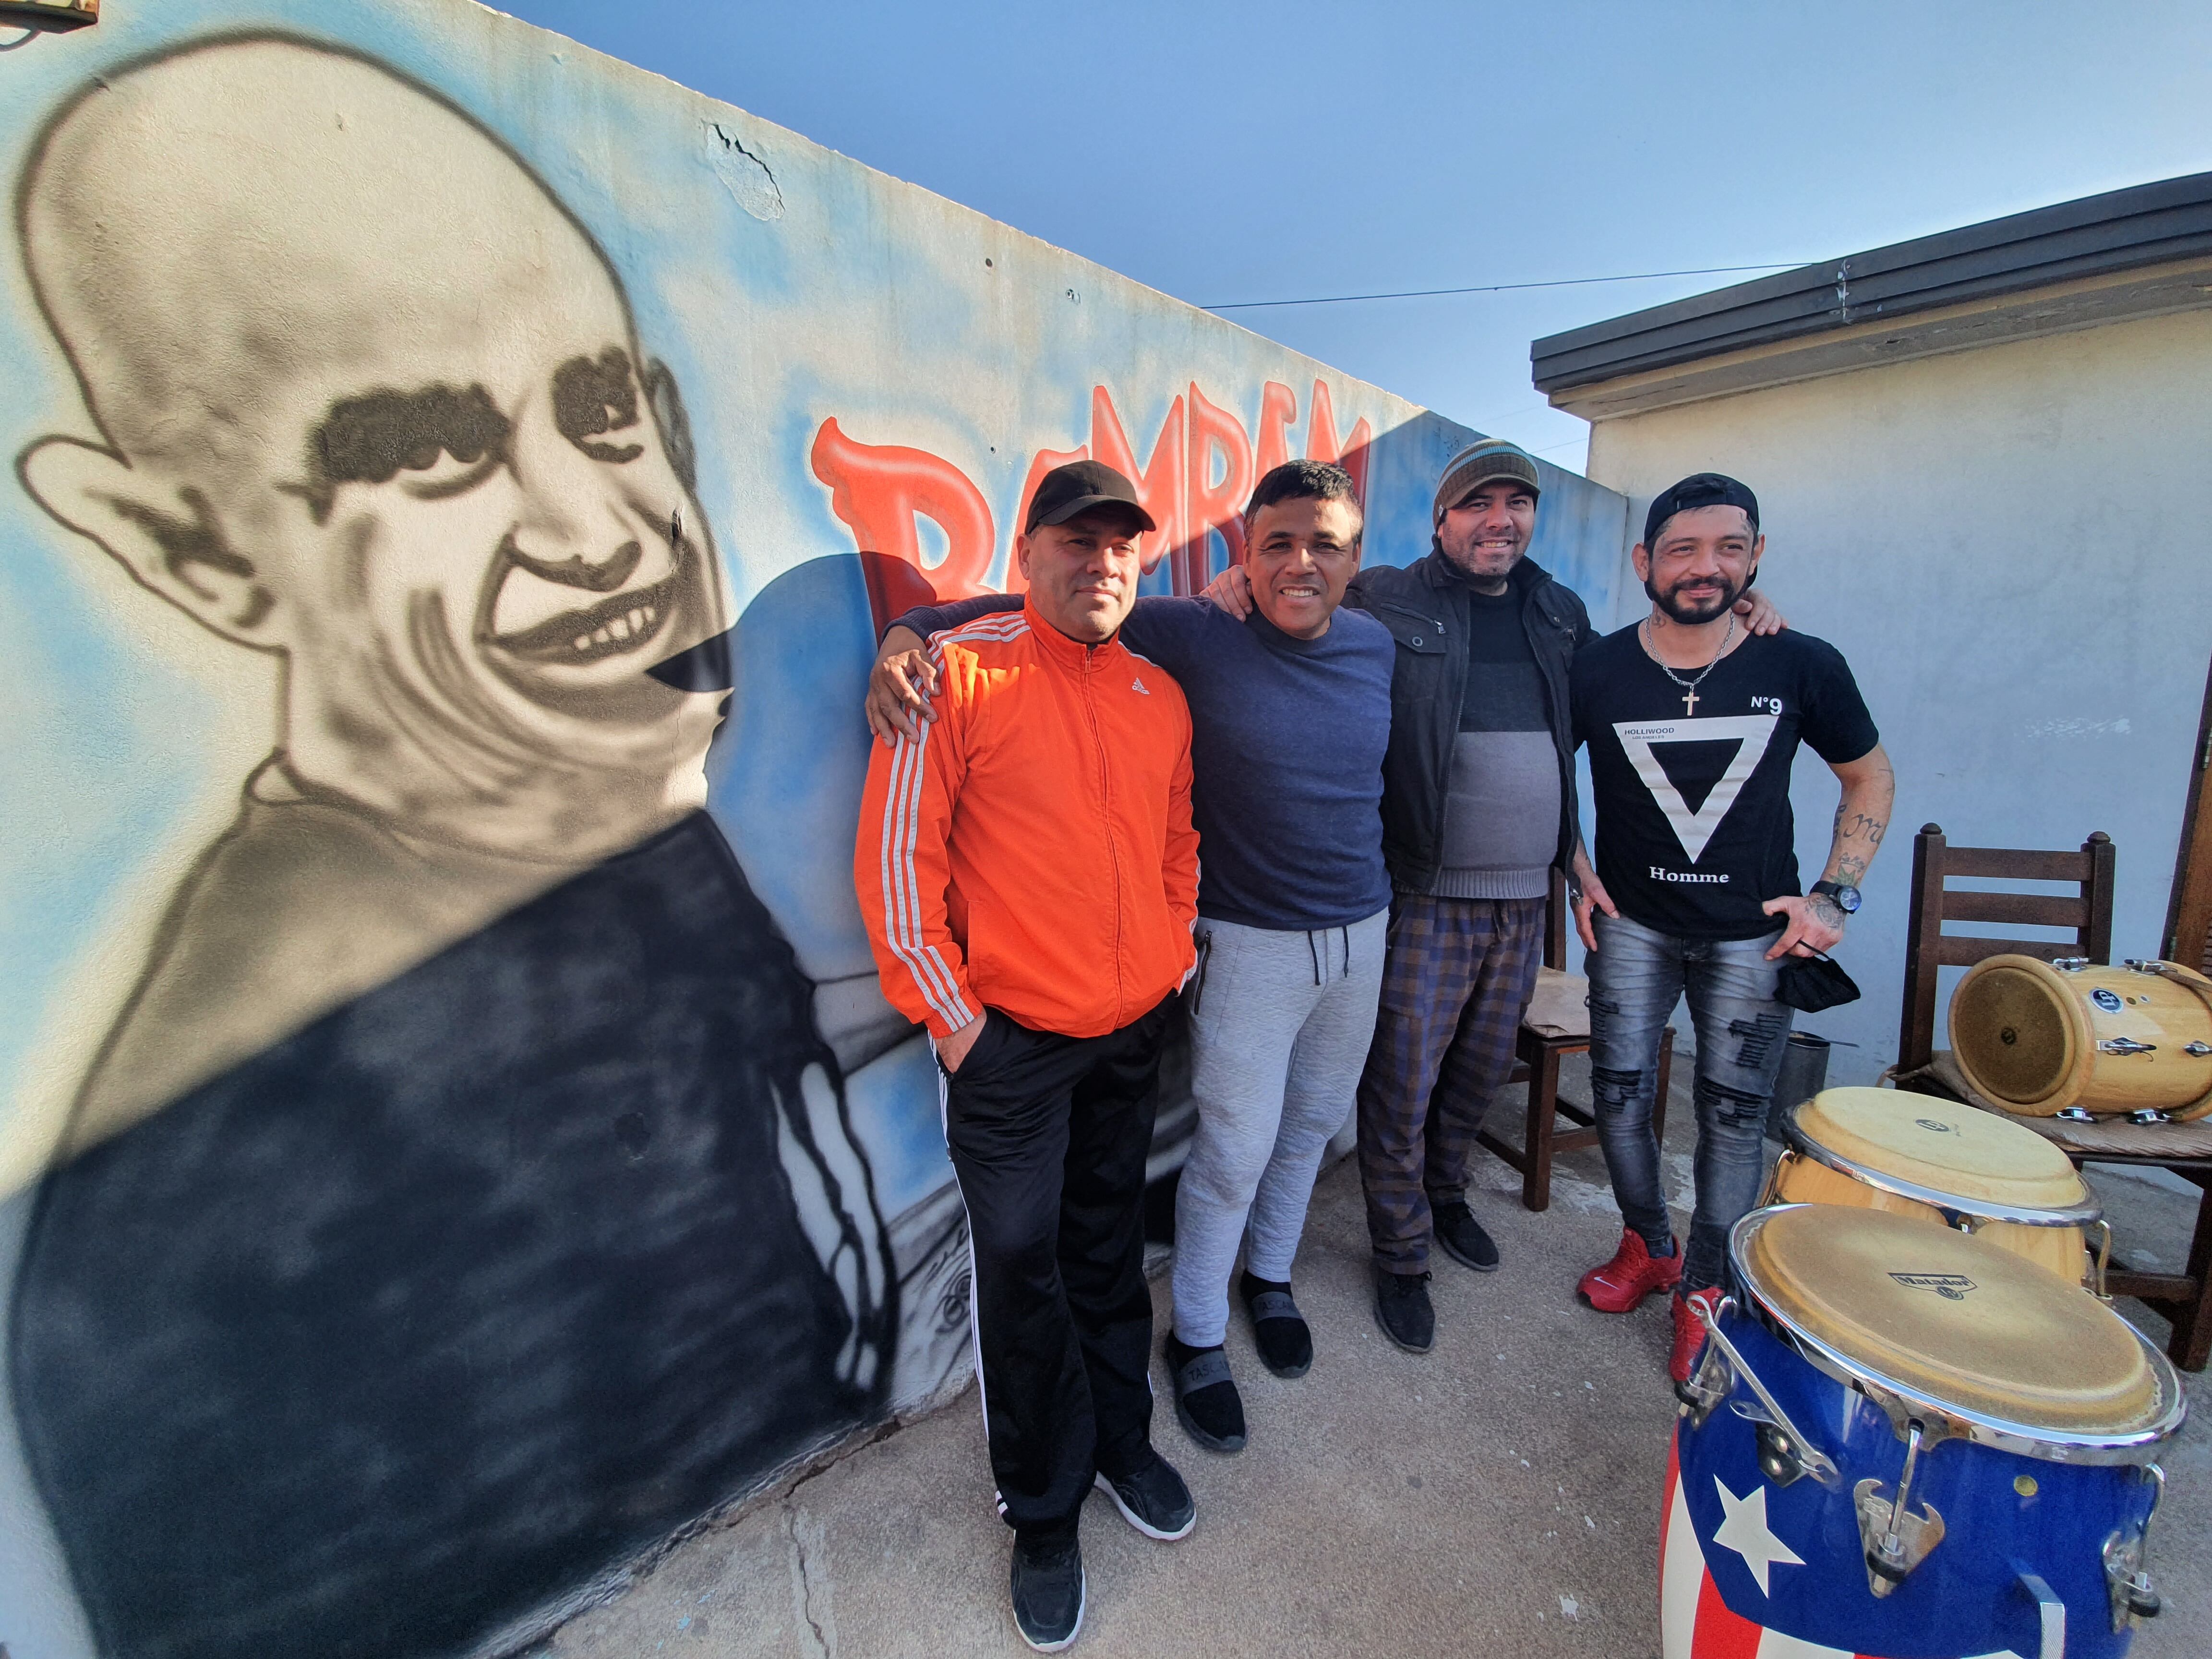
1642 472 1759 549
1024 459 1157 535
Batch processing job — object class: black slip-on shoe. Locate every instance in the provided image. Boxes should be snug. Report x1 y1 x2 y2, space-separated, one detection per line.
1010 1533 1085 1652
1373 1267 1435 1353
1165 1335 1246 1454
1093 1447 1196 1541
1239 1274 1313 1378
1433 1200 1501 1273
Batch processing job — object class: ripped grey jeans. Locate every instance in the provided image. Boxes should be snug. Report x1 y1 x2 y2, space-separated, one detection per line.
1587 910 1794 1294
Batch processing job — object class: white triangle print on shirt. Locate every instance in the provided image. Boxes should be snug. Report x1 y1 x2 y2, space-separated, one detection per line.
1613 713 1779 863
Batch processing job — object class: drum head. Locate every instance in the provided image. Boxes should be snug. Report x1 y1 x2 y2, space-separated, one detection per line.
1950 958 2080 1109
1736 1206 2159 1434
1792 1087 2088 1209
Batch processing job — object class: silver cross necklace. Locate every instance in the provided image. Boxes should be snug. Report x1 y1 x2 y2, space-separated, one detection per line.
1641 613 1736 718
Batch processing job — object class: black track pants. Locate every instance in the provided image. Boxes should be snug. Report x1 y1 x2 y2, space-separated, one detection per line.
941 997 1171 1540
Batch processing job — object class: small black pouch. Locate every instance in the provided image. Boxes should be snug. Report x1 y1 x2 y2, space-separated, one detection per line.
1774 950 1861 1014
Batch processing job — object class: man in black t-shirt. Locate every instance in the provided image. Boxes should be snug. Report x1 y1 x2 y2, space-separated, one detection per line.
1568 473 1894 1385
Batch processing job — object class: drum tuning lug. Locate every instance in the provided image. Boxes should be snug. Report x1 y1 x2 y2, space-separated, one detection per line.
2096 1037 2157 1057
1686 1296 1842 1489
2103 1465 2166 1632
2053 957 2090 972
2128 1108 2172 1126
1856 1422 1945 1596
2056 1107 2098 1122
2123 958 2164 974
1753 1419 1816 1489
2185 1041 2212 1057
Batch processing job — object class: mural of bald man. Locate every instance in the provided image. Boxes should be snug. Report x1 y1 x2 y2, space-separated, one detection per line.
12 35 896 1659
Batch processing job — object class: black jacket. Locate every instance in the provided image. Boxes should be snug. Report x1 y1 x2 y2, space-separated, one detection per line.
1345 551 1596 895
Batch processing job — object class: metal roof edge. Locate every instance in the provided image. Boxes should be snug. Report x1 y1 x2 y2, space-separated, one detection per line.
1531 171 2212 394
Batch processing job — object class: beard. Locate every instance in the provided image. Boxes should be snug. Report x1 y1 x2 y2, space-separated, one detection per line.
1645 569 1743 625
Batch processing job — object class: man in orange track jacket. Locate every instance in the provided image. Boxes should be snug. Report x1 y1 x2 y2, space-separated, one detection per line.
854 461 1199 1651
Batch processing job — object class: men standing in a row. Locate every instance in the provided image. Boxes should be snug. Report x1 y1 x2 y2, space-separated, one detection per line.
855 462 1201 1652
871 461 1395 1456
1571 473 1892 1382
1210 441 1783 1353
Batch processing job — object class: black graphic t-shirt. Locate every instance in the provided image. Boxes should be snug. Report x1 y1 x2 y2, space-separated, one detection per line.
1572 626 1878 940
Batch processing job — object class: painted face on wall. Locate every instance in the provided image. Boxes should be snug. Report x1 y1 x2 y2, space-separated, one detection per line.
18 37 730 864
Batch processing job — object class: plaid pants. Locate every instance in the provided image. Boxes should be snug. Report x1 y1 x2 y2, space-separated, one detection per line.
1356 893 1548 1274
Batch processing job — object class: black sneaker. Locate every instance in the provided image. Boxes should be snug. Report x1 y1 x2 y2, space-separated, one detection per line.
1239 1273 1313 1378
1373 1267 1434 1353
1010 1532 1085 1652
1093 1446 1196 1540
1165 1334 1246 1454
1433 1200 1501 1273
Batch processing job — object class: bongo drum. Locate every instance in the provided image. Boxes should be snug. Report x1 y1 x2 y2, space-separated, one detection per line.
1767 1087 2106 1291
1950 956 2212 1122
1665 1205 2182 1659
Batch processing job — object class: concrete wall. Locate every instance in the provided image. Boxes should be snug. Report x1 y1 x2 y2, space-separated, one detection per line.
1582 305 2212 1080
0 4 1633 1655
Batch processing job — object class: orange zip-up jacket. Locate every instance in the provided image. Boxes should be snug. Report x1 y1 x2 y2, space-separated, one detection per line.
856 598 1199 1041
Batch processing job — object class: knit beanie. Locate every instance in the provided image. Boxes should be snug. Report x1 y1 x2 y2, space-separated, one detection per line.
1433 438 1541 525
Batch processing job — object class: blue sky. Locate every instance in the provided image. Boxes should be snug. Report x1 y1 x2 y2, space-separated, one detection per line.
397 4 2203 468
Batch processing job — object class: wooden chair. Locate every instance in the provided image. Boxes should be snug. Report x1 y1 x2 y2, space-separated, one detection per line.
1894 823 2212 1372
1478 869 1675 1212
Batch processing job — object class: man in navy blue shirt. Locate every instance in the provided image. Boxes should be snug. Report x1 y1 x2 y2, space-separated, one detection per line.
869 461 1393 1458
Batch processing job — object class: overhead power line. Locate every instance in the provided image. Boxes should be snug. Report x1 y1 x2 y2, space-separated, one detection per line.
1200 262 1812 312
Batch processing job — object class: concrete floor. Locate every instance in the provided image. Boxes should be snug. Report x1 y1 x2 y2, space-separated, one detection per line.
540 1059 2211 1658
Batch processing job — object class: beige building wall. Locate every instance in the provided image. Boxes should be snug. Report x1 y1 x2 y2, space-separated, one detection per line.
1581 306 2212 1076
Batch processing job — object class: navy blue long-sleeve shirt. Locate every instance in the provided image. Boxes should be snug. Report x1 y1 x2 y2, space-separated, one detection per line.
892 593 1394 932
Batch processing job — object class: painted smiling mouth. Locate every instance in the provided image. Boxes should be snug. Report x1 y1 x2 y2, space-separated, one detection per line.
490 576 678 664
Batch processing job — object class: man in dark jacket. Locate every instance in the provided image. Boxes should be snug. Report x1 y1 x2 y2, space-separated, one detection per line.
1209 438 1778 1352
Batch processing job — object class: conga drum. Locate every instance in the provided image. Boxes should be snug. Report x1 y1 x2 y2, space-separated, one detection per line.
1950 956 2212 1121
1664 1205 2182 1659
1767 1087 2105 1289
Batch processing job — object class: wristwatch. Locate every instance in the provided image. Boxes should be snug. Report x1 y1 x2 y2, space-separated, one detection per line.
1809 879 1861 914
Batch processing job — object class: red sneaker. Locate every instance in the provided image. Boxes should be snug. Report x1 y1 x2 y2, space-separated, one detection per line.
1671 1286 1725 1384
1576 1227 1683 1314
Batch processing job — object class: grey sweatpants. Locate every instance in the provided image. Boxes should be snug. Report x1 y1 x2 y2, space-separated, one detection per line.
1170 908 1388 1348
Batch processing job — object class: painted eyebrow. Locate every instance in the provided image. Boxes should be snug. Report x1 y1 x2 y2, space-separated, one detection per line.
553 346 645 462
314 384 512 487
297 384 513 521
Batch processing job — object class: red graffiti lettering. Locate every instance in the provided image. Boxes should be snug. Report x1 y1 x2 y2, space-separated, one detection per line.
811 418 998 628
1185 382 1253 588
822 379 1372 617
1005 445 1090 594
1253 380 1298 483
1304 379 1372 506
1086 387 1185 578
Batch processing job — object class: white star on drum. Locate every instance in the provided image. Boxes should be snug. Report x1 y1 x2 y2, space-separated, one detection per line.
1710 1477 1806 1596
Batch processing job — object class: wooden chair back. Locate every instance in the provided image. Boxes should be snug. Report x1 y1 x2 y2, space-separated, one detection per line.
1896 823 2116 1073
1544 866 1569 972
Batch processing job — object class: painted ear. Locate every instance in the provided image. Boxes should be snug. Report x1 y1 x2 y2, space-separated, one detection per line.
18 436 282 649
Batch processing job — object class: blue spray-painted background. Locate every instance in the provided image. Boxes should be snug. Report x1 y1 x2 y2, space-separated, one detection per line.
0 2 1630 1654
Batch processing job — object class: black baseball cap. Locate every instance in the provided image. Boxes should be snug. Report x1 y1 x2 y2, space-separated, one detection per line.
1024 459 1157 535
1643 472 1759 548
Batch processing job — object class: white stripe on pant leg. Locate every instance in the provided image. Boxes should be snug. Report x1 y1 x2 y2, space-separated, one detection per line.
935 1051 998 1507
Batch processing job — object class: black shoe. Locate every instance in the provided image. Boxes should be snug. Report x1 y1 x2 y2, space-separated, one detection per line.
1239 1273 1313 1378
1433 1200 1501 1273
1010 1532 1085 1652
1373 1268 1434 1353
1094 1446 1196 1540
1165 1334 1246 1454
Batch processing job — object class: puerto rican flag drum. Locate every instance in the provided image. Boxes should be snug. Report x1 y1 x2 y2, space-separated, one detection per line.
1660 1205 2181 1659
